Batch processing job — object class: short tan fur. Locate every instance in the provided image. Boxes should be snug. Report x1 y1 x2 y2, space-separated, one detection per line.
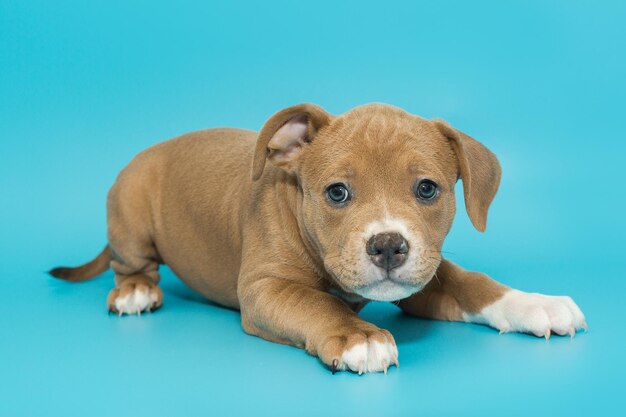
50 103 586 374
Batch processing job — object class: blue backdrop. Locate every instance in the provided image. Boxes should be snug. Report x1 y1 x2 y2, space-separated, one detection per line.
1 1 624 416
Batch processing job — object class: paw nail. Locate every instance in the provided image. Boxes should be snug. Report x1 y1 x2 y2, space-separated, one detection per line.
544 330 551 341
331 359 338 375
569 327 575 338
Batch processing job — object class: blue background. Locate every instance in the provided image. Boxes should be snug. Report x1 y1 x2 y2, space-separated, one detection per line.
1 1 624 416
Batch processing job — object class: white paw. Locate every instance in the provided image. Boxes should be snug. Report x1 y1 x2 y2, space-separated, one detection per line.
467 289 587 338
337 340 399 374
114 288 159 316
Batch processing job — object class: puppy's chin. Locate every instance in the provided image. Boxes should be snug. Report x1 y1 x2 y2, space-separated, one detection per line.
355 280 420 302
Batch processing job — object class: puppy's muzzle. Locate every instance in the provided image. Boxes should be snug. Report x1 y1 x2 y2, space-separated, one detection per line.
366 232 409 271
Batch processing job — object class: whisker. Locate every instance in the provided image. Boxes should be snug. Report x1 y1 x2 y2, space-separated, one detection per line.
433 271 441 286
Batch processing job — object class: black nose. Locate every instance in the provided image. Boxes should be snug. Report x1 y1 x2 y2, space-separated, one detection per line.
366 232 409 271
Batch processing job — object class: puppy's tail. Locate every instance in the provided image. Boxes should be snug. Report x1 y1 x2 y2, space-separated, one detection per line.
49 245 112 282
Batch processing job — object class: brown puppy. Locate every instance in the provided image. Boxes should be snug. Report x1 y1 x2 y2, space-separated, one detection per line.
51 103 586 374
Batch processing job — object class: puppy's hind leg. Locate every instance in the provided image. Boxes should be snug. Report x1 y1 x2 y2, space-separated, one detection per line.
106 162 164 317
107 227 164 316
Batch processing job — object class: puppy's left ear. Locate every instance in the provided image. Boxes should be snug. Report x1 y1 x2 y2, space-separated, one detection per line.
433 120 501 232
251 103 331 180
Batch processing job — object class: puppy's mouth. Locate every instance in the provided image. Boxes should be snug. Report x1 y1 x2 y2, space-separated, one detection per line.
324 260 430 302
354 279 422 302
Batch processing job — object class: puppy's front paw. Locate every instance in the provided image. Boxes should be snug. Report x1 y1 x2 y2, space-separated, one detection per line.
107 276 163 316
469 289 587 338
318 326 398 374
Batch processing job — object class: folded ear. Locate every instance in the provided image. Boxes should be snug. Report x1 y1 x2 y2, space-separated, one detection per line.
251 103 331 181
433 120 501 232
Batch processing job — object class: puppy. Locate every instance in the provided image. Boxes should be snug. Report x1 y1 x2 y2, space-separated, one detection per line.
50 103 586 374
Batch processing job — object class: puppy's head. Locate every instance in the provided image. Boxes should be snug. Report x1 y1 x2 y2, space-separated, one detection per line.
252 103 500 301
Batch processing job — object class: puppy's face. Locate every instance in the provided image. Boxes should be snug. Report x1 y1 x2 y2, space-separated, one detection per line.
253 103 500 302
297 106 457 301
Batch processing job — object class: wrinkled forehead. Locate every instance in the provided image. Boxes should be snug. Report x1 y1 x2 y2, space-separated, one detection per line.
303 105 458 187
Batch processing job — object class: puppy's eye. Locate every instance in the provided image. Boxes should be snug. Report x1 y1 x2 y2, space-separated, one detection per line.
326 183 351 204
415 179 438 201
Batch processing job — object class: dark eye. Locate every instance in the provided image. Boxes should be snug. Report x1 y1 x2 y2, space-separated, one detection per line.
326 183 350 204
415 179 438 201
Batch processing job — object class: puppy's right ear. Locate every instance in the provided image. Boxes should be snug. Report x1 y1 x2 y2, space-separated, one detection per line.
251 103 331 181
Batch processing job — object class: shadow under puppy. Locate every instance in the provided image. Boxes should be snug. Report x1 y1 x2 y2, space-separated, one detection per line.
51 103 587 374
